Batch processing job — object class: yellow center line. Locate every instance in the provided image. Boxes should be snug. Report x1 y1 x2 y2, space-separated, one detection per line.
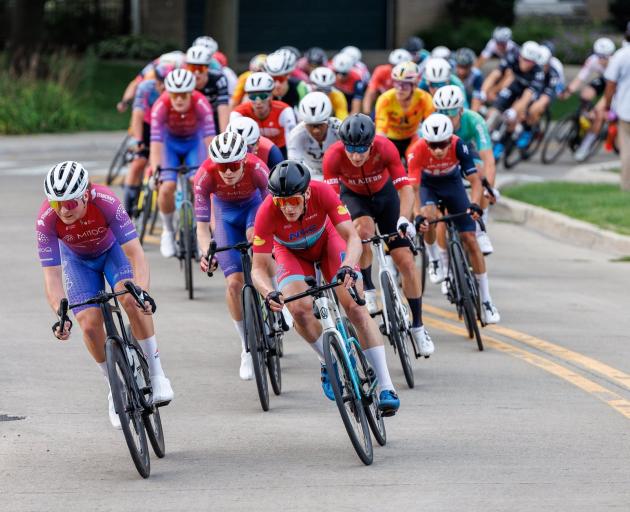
424 316 630 421
424 303 630 392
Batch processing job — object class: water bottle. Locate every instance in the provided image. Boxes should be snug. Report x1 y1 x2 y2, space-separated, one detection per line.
175 189 183 209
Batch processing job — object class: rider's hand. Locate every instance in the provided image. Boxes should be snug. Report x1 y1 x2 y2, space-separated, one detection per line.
52 319 72 341
116 101 129 113
127 282 157 315
397 216 416 239
468 202 483 220
415 215 429 233
200 254 218 273
336 265 357 289
265 291 285 312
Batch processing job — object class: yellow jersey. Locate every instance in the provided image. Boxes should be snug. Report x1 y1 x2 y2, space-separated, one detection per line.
328 89 348 120
375 88 434 140
231 71 251 106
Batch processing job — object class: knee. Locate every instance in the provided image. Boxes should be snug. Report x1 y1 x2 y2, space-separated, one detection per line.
288 301 312 326
159 182 175 196
226 277 243 298
78 316 102 341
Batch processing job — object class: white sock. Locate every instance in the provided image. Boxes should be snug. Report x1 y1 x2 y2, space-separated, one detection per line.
96 361 109 385
364 346 394 392
439 247 450 272
309 333 325 363
233 319 246 351
581 131 596 148
426 241 440 261
159 211 175 233
482 208 489 224
137 335 165 377
475 273 492 303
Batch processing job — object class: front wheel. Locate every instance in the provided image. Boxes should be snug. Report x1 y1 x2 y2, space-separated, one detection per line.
243 286 269 411
107 135 131 185
541 113 575 164
180 202 194 300
452 243 483 351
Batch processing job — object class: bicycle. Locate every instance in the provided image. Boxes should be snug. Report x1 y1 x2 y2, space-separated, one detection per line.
362 226 422 389
107 134 135 186
206 240 285 411
283 276 386 466
132 167 159 246
157 165 199 300
56 281 166 478
426 211 485 351
502 109 551 169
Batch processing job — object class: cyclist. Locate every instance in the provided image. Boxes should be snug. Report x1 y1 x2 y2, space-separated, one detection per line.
330 52 367 115
251 161 400 414
194 132 270 380
230 72 297 157
419 58 468 105
230 54 267 107
309 66 349 120
454 48 484 112
362 48 413 115
265 50 310 110
323 114 434 355
476 26 519 69
287 92 341 179
37 161 174 429
277 45 310 82
192 35 220 65
561 37 616 161
404 36 431 66
407 114 500 324
297 46 328 76
149 69 216 258
186 45 230 133
122 62 172 216
227 116 284 169
433 85 496 256
375 61 434 160
341 45 370 81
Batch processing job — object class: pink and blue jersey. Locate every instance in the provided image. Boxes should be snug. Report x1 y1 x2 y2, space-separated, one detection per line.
133 79 162 124
150 90 216 142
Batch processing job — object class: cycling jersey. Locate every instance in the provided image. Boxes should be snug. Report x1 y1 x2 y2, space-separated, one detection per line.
150 90 216 141
291 68 310 82
334 69 367 104
480 39 519 60
459 67 484 103
221 66 238 95
550 57 565 93
328 89 349 120
36 184 137 267
419 75 469 106
367 64 394 94
577 54 607 82
133 79 162 124
538 66 562 100
375 88 434 140
354 62 371 82
286 118 341 176
322 135 409 195
198 69 229 128
252 136 284 169
231 71 251 105
454 110 492 152
274 77 309 109
498 50 545 92
231 100 296 148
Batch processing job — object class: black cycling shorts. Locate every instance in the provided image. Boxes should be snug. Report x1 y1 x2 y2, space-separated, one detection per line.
388 137 413 160
135 122 151 159
340 179 411 250
494 81 527 112
588 77 605 97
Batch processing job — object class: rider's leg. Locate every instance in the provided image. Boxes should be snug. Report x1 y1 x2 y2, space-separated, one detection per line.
123 156 146 215
353 215 376 289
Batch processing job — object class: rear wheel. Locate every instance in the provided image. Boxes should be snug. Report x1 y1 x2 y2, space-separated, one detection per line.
262 301 282 396
181 202 194 300
452 243 483 351
135 185 153 245
542 113 576 164
523 109 551 159
243 286 269 411
503 135 522 169
107 135 132 185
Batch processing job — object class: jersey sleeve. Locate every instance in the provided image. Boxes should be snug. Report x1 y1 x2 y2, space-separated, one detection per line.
374 94 389 134
577 56 594 82
352 78 366 100
193 163 214 222
286 125 305 161
93 188 138 244
267 144 284 169
252 198 275 254
382 138 410 190
406 140 424 185
279 106 297 143
471 113 492 151
330 90 348 120
195 94 216 137
231 72 248 105
604 52 622 83
214 72 230 106
36 205 61 267
322 145 342 193
150 96 168 142
250 157 270 201
455 139 477 176
481 40 494 59
132 82 149 113
318 183 351 226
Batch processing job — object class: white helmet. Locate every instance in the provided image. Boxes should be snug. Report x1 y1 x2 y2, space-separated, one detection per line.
265 49 296 75
389 48 413 65
309 67 336 89
331 53 353 74
193 36 218 54
493 27 512 43
164 69 196 93
209 131 248 163
431 46 451 59
245 72 275 93
424 58 451 84
227 117 260 146
433 85 465 110
186 45 212 66
535 45 552 66
341 45 362 65
44 161 89 201
159 50 185 68
520 41 541 62
421 113 453 142
593 37 615 57
298 92 332 124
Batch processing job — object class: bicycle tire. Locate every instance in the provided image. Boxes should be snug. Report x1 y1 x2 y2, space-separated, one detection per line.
262 302 282 396
341 318 386 447
381 272 414 389
503 136 522 169
106 336 151 478
181 202 194 300
323 331 373 465
149 195 159 236
523 109 551 160
452 243 483 351
243 286 269 411
107 135 131 186
541 113 575 164
136 185 153 245
585 125 606 161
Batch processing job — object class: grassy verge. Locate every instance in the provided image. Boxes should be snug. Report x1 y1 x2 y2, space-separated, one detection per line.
502 182 630 235
550 94 579 121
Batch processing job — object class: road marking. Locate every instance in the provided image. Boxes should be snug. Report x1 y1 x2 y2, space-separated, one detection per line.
423 315 630 421
424 303 630 392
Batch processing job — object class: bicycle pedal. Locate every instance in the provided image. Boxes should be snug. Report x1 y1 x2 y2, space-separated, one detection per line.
155 399 171 408
423 355 430 359
379 323 387 336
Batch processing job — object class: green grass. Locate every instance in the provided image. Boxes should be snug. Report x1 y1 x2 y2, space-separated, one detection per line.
550 94 580 121
503 182 630 236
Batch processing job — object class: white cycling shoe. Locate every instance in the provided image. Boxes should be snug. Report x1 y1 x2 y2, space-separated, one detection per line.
107 392 122 430
481 301 501 324
441 280 449 296
364 289 379 315
411 326 434 357
476 230 494 256
160 231 176 258
150 375 174 405
240 351 254 380
428 259 446 284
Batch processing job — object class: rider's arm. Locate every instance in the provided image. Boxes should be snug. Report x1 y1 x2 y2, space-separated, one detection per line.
321 145 341 194
217 104 230 132
196 94 217 138
149 97 167 171
457 140 482 204
267 143 284 169
475 40 494 69
279 106 297 145
362 88 378 115
481 69 502 95
335 220 362 269
374 93 388 136
130 109 144 143
193 164 214 253
121 239 150 291
478 149 496 186
331 89 349 120
252 253 277 298
42 266 65 314
118 77 141 111
251 201 277 297
286 125 304 161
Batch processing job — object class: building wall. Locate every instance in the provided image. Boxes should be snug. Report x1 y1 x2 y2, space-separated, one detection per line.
141 0 186 46
395 0 447 46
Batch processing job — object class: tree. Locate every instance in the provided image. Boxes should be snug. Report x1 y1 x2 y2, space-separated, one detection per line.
7 0 46 71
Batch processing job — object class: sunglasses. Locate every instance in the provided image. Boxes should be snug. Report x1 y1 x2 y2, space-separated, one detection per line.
249 92 270 101
272 195 303 208
393 81 414 89
345 144 370 154
272 75 288 83
438 107 461 117
49 198 81 210
336 72 349 78
306 122 327 130
217 162 243 173
169 92 191 100
186 64 208 73
427 139 451 150
428 81 448 89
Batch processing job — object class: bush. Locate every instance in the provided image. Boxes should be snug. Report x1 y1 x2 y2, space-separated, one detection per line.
93 35 179 61
609 0 630 32
418 18 495 54
449 0 516 26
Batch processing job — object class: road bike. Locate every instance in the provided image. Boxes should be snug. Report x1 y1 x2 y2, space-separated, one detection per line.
206 240 285 411
57 282 166 478
107 134 135 185
491 110 551 169
132 167 159 246
283 276 385 466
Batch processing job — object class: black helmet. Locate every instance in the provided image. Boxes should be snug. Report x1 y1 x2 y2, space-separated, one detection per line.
339 114 375 146
405 36 425 53
268 160 311 197
305 46 328 67
454 47 476 67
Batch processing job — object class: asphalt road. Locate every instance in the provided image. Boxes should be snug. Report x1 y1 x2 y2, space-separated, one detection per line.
1 132 629 511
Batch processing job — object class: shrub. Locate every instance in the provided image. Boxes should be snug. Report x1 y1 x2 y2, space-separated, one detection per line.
418 18 495 54
93 35 179 61
609 0 630 32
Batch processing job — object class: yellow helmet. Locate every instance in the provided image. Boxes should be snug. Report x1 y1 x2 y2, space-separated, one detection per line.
391 61 420 83
249 54 268 72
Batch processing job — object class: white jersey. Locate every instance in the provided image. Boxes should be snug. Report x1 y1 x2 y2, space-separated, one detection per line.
577 54 607 82
286 118 341 178
222 66 238 95
550 56 565 87
481 39 519 59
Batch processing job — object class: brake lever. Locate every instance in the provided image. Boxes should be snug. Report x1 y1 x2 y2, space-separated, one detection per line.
206 240 217 277
348 285 366 306
124 281 146 309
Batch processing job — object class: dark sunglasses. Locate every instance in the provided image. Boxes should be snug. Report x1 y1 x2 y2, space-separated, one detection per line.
345 144 370 154
249 92 270 101
427 139 451 150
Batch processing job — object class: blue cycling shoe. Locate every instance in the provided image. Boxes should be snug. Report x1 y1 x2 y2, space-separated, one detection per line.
378 389 400 417
516 129 533 149
492 143 504 160
320 364 336 401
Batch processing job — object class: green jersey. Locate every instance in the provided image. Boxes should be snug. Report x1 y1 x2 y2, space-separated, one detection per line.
455 109 492 152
